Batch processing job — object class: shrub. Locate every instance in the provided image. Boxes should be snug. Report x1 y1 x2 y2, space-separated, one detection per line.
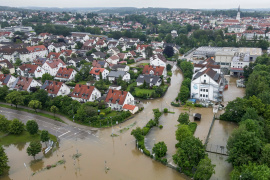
143 148 151 156
159 125 163 129
142 127 150 136
163 108 168 113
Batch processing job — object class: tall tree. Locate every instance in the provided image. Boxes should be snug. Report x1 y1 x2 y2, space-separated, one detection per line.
41 73 54 83
28 100 42 113
50 105 59 118
40 130 50 146
177 112 190 124
152 141 167 158
9 118 24 135
175 124 192 143
26 120 39 135
0 146 9 176
5 91 24 109
163 46 174 58
0 115 10 133
27 141 42 160
193 156 215 180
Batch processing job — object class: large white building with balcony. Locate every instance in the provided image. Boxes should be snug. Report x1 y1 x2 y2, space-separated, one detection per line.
191 67 225 102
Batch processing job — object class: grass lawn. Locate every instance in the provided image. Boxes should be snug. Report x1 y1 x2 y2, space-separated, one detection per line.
76 81 88 85
134 87 154 96
0 130 57 146
0 104 65 123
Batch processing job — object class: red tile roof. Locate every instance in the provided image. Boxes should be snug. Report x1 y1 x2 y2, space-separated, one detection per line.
105 89 128 105
89 67 105 75
60 50 73 56
71 84 95 100
48 52 61 59
45 59 66 69
14 77 33 91
136 44 150 50
19 64 38 73
55 67 74 79
43 80 63 95
143 65 165 76
123 104 136 110
26 45 47 52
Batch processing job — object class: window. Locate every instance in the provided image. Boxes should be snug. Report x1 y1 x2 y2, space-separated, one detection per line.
204 80 206 84
200 94 202 97
206 95 208 97
203 94 205 97
206 89 208 92
201 89 203 92
203 89 205 92
204 75 206 77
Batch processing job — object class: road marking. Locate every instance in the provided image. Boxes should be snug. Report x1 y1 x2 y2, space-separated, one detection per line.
58 131 70 138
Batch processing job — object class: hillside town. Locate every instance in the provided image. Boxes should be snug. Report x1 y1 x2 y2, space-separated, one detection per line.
0 4 270 180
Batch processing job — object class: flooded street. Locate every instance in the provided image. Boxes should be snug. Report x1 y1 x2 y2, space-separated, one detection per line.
1 66 244 180
223 76 245 102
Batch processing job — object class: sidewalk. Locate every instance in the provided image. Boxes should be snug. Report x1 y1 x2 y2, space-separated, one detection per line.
0 102 99 131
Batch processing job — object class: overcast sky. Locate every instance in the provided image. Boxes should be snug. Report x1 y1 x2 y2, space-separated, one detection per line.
0 0 269 9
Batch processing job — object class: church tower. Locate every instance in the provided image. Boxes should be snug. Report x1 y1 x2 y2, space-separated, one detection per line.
236 5 241 21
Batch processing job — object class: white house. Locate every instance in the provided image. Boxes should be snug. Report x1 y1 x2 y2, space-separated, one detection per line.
41 80 71 97
0 74 16 88
228 25 246 33
17 64 45 78
150 54 167 67
230 53 250 76
123 104 139 114
48 42 67 53
11 76 42 92
105 89 135 111
89 67 109 81
71 84 101 102
107 71 130 82
142 65 167 78
42 59 66 76
111 64 130 72
190 67 225 102
106 55 120 64
54 67 77 82
136 74 162 87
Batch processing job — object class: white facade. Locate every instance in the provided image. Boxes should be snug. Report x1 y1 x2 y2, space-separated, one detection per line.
150 58 166 67
42 61 66 76
56 83 71 97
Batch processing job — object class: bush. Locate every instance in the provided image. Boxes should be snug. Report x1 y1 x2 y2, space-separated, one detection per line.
161 158 168 165
143 148 151 156
163 108 168 113
188 122 198 134
171 102 180 107
194 104 203 107
9 118 24 135
159 125 163 129
142 127 150 136
137 139 145 149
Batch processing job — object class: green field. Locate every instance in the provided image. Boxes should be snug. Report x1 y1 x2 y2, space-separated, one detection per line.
0 131 57 146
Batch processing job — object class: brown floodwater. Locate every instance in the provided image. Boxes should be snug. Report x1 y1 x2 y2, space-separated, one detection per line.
223 76 245 102
1 66 244 180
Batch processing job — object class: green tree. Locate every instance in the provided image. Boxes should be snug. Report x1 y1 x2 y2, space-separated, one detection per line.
41 73 54 83
166 64 172 71
0 86 9 101
163 46 174 58
32 89 49 107
14 59 22 66
26 120 39 135
28 100 42 113
131 127 144 141
173 136 206 172
179 85 190 103
1 67 10 74
260 144 270 167
50 105 59 117
40 130 50 146
178 112 189 124
9 118 24 135
0 115 10 133
227 127 262 167
5 91 24 109
0 146 9 176
194 156 215 180
152 141 167 158
145 46 153 59
26 141 42 160
175 124 192 142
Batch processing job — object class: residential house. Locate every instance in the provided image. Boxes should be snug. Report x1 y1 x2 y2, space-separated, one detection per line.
105 89 135 111
71 84 101 102
0 74 16 88
106 55 120 64
111 64 130 72
107 71 130 82
142 65 167 78
17 64 45 78
136 74 162 87
190 67 225 102
48 42 67 53
42 59 66 76
41 80 70 97
0 59 15 74
150 54 167 67
11 76 42 92
107 47 120 56
92 60 109 68
54 67 77 82
89 67 109 81
92 52 107 59
123 104 139 114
